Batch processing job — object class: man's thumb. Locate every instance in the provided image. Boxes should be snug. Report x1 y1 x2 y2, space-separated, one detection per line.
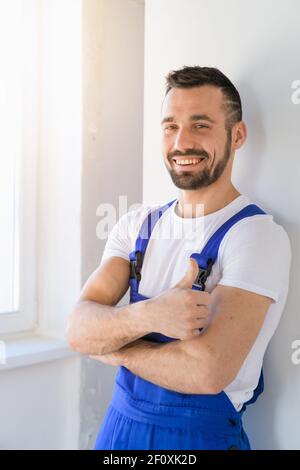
175 257 199 289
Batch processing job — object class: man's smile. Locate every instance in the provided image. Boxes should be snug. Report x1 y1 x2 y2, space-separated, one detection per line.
171 156 207 171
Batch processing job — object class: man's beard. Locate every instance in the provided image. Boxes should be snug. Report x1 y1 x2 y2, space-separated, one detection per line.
166 131 232 190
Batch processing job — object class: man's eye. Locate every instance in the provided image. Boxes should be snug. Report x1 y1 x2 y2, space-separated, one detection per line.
163 124 209 131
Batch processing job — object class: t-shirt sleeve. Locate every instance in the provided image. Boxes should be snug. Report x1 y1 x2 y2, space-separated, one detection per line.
217 215 292 302
99 212 133 266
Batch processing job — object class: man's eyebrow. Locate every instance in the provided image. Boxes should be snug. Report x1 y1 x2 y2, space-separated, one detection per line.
160 116 175 125
190 114 216 124
160 114 216 125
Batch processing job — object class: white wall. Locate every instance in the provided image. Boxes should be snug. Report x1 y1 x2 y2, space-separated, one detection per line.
144 0 300 450
79 0 144 449
0 357 80 450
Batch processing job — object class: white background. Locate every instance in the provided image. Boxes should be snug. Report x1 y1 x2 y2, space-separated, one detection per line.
143 0 300 449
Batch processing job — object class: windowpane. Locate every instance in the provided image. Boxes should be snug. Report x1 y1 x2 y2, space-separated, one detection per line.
0 0 22 314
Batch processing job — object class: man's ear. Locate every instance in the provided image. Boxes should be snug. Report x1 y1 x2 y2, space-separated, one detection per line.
232 121 247 150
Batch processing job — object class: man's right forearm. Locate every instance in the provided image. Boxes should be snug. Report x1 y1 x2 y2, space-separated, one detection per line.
66 299 153 355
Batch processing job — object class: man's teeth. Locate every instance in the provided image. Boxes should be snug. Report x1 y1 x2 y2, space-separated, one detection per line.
174 158 203 165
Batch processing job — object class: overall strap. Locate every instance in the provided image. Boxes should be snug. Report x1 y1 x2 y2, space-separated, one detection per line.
191 204 266 291
129 199 177 297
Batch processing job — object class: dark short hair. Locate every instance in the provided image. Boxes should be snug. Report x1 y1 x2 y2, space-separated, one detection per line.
164 66 242 129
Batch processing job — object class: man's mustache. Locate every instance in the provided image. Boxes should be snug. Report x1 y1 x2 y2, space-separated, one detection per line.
168 150 209 160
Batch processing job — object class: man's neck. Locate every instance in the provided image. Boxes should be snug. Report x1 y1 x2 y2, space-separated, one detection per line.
175 184 241 218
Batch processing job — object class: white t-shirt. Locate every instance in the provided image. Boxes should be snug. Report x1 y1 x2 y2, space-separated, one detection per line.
100 194 291 411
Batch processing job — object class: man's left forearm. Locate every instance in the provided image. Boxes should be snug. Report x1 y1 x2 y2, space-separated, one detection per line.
121 338 214 394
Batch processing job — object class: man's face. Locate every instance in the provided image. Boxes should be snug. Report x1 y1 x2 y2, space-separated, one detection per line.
161 85 233 190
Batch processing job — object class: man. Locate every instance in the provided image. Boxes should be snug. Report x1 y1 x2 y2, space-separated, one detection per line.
66 66 291 450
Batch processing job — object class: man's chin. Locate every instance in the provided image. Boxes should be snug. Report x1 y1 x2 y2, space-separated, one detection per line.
169 171 211 190
170 178 210 191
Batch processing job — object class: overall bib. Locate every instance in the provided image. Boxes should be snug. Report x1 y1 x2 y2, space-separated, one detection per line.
94 199 266 450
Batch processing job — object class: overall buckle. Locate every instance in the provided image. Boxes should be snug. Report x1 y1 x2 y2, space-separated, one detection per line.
192 258 213 290
130 251 144 282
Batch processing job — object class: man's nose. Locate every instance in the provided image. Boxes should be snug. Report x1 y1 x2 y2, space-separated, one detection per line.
173 128 196 153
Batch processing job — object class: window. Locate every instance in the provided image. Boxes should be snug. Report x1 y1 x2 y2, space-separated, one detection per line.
0 0 82 337
0 0 38 334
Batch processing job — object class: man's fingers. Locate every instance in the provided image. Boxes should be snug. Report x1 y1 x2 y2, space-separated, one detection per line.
175 258 199 289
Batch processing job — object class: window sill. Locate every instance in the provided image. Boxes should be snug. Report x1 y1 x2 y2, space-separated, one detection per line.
0 332 80 371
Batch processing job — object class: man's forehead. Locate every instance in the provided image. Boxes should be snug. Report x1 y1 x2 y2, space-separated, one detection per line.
161 85 224 117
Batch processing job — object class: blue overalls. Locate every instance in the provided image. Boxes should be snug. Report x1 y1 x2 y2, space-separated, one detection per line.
94 199 266 450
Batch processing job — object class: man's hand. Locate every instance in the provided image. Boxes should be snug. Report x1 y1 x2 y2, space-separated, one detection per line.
89 350 125 366
143 258 212 340
89 339 158 366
